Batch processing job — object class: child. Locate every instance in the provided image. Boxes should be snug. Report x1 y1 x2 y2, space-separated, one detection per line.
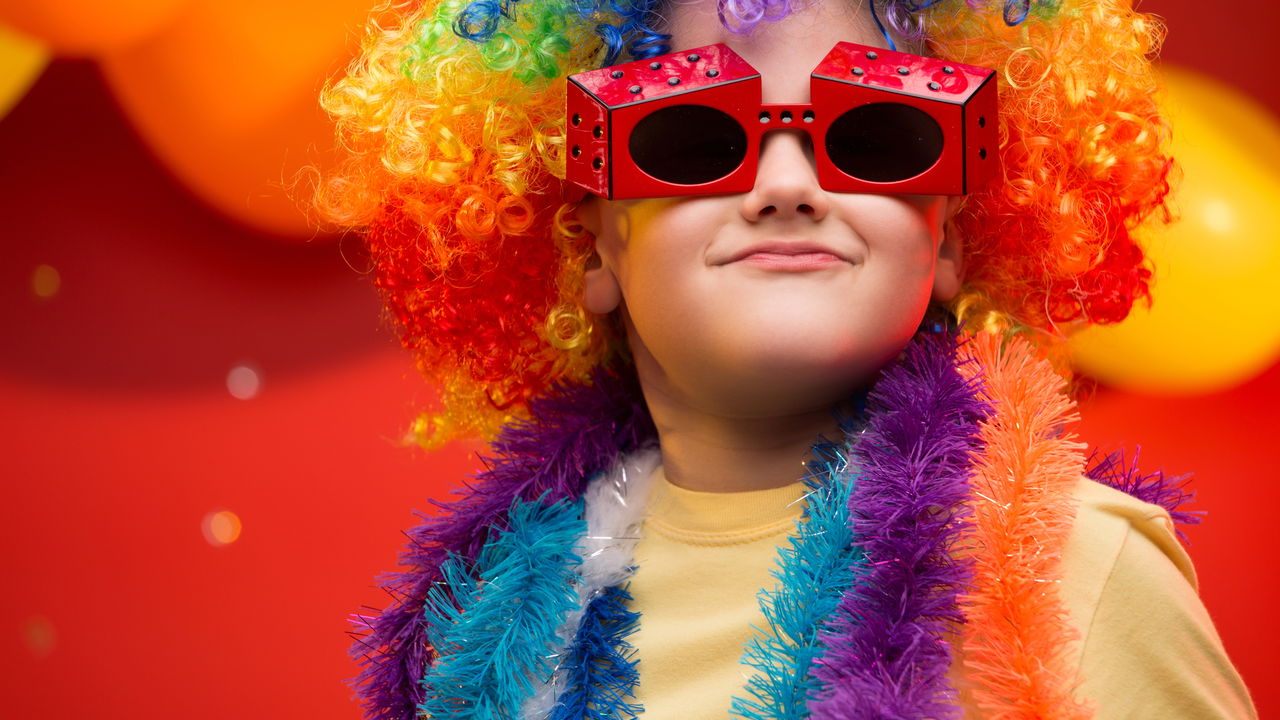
319 0 1257 717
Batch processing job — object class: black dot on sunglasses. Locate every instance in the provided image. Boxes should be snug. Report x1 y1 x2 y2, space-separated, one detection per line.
759 111 771 123
803 110 815 123
897 66 909 75
686 53 700 62
593 157 604 169
572 145 581 157
668 77 680 86
650 62 662 70
943 66 955 74
978 115 987 128
706 69 720 78
593 125 603 138
780 111 793 123
611 70 624 79
928 81 941 91
571 113 582 126
865 51 878 60
629 85 642 94
979 148 988 159
852 67 864 76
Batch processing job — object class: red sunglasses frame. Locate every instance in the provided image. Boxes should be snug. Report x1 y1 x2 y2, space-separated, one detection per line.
566 41 998 200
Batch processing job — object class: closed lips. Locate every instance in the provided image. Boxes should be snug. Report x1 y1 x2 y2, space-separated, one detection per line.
719 242 852 265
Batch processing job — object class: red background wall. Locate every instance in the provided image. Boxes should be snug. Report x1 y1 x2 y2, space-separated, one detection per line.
2 1 1277 717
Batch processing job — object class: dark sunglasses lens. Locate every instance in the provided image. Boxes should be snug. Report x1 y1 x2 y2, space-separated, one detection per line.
825 103 944 183
629 105 748 185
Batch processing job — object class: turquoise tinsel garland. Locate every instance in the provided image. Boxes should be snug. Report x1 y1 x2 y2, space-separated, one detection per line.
420 496 586 718
729 434 864 720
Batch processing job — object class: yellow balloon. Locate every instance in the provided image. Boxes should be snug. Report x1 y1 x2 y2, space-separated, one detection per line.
0 25 48 120
1071 66 1280 394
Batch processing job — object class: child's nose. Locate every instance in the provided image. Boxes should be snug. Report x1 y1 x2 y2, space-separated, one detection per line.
739 130 829 221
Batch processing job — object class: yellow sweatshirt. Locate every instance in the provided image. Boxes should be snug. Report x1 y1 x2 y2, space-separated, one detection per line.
627 467 1257 719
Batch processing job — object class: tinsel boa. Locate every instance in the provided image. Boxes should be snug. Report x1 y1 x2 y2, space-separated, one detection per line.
350 331 1198 720
349 368 655 720
955 334 1094 719
522 450 661 720
732 433 862 720
808 331 990 719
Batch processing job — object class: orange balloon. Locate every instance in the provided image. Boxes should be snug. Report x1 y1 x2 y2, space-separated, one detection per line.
0 0 189 55
99 0 372 238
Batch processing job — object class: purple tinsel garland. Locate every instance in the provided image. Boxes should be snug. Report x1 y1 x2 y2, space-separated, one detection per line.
1085 448 1202 540
808 331 991 719
349 366 655 720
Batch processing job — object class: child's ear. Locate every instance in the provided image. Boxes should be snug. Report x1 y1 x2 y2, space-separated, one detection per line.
932 195 965 302
578 198 623 314
584 249 622 313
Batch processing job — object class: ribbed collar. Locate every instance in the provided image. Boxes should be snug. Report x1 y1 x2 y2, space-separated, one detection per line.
645 465 807 541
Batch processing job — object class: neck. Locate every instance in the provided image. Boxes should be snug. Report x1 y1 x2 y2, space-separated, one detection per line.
637 376 846 494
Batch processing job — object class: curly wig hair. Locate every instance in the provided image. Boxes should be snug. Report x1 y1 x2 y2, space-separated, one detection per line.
317 0 1173 445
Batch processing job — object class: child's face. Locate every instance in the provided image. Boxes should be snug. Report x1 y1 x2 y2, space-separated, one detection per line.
582 0 963 419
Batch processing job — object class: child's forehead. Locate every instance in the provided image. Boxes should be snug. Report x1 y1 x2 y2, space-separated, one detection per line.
662 0 892 103
664 0 883 46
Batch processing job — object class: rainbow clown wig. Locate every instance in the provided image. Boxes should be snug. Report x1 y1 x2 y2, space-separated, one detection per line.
317 0 1173 445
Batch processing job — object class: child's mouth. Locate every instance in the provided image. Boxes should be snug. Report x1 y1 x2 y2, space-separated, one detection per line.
736 251 846 271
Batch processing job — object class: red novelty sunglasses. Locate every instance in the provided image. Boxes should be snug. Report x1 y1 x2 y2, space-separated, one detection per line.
566 42 998 200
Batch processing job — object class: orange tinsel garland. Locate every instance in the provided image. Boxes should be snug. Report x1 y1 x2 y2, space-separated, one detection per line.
956 332 1092 719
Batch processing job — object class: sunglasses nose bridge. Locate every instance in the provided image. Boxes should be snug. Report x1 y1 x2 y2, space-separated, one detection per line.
744 117 829 220
752 102 824 175
754 125 820 180
755 103 819 134
753 103 823 176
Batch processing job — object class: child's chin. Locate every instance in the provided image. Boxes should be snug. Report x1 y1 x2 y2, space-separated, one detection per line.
687 351 893 418
742 328 910 379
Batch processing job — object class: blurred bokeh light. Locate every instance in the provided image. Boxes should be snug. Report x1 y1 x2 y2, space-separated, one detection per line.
226 364 262 400
31 264 60 299
202 509 243 546
21 616 55 659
